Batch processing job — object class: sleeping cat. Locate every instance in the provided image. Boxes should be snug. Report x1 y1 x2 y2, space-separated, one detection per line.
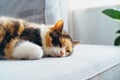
0 16 79 60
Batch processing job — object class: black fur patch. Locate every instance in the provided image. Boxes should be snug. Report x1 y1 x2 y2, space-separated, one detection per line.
50 31 62 47
0 54 6 60
0 31 11 55
13 21 19 36
20 28 42 46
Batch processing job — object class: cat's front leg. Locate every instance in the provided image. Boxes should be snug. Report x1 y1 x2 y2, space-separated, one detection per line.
12 41 43 60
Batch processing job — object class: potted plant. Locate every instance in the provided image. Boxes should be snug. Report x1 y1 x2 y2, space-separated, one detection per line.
103 9 120 46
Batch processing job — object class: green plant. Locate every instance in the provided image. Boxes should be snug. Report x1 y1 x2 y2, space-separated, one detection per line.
102 9 120 46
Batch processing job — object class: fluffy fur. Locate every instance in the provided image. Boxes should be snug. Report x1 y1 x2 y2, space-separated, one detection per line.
12 41 43 60
0 16 79 60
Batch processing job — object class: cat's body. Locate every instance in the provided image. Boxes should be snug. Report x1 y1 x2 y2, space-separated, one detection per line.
0 16 79 60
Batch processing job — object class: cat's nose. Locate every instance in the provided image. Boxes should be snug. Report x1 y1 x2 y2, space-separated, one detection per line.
60 51 64 56
53 51 65 57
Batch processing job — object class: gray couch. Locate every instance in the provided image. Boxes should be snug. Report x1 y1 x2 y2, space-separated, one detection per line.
0 0 45 23
0 0 120 80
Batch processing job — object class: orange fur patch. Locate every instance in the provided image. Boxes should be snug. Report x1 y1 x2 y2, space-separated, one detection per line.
4 38 18 59
3 21 15 35
18 21 25 35
60 38 72 51
45 32 52 48
54 19 63 32
0 26 6 42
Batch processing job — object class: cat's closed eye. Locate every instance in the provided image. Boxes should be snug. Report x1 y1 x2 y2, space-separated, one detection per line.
66 50 71 53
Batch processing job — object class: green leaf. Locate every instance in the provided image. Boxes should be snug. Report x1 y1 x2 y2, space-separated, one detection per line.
102 9 120 20
114 36 120 46
116 30 120 34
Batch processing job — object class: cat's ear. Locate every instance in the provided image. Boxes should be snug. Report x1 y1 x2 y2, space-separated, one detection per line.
54 19 64 32
73 41 80 46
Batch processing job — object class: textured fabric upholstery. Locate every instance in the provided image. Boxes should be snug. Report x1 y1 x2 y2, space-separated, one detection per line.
0 0 45 23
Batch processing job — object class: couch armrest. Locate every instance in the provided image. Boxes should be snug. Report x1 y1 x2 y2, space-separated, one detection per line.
45 0 68 32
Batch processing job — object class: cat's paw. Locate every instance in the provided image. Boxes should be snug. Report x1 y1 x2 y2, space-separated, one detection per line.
12 41 43 60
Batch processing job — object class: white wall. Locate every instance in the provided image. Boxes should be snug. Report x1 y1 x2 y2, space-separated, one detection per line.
67 0 120 9
67 0 120 45
73 6 120 45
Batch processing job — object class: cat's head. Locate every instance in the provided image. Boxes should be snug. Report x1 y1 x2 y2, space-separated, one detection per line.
43 20 80 57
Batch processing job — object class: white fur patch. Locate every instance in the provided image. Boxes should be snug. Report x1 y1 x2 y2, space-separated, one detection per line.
39 24 54 46
12 41 43 60
39 24 49 46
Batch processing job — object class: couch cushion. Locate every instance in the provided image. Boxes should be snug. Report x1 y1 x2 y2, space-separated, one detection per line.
0 0 45 23
0 45 120 80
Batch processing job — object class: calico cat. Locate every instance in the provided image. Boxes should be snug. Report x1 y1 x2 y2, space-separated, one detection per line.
0 16 79 60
